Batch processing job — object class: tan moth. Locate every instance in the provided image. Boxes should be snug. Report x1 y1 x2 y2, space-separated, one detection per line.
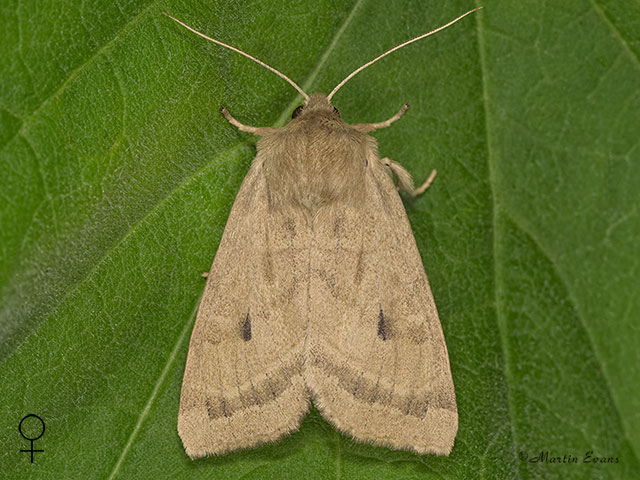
164 7 481 459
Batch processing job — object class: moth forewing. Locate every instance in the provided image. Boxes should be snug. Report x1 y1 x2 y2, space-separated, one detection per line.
177 162 310 459
165 7 482 458
303 121 457 455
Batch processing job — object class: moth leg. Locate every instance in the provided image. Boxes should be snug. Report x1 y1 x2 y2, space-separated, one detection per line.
220 106 277 136
354 104 409 132
382 157 437 197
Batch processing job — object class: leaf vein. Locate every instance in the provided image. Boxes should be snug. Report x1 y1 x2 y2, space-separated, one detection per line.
0 0 158 154
474 4 522 479
502 209 640 465
590 0 640 68
107 291 200 479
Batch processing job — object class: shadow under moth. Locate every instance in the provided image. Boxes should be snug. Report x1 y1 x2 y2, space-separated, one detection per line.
164 7 481 459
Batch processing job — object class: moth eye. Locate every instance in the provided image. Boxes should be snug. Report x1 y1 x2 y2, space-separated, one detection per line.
291 105 303 119
333 106 341 117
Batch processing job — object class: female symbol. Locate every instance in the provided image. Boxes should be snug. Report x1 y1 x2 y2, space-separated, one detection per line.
18 414 45 463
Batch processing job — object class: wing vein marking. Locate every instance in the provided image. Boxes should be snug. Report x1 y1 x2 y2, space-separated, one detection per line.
368 165 423 417
329 207 368 403
371 167 400 423
360 170 396 435
197 165 259 441
244 169 301 403
229 165 261 422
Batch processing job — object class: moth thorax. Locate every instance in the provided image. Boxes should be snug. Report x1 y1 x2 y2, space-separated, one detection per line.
263 124 369 214
301 138 367 212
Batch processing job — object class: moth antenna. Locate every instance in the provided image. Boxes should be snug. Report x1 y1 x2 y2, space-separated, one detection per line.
163 12 309 101
327 7 483 101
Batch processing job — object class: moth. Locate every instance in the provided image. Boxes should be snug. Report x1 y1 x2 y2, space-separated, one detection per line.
164 7 480 459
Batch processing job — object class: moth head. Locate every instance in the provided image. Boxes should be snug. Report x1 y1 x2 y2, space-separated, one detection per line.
291 93 340 120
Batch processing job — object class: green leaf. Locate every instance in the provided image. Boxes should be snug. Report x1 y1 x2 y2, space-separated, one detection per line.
1 0 638 478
